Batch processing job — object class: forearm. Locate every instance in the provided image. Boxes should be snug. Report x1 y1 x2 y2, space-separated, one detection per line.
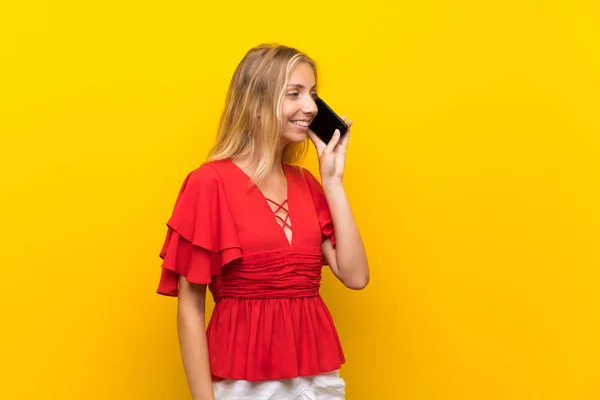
177 308 215 400
323 178 369 289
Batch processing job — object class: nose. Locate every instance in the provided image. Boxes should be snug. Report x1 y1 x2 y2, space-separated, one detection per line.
302 96 318 116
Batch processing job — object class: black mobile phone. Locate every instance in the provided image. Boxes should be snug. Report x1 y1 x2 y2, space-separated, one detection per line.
309 97 348 144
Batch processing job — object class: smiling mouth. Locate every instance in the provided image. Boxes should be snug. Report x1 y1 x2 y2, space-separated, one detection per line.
291 120 310 127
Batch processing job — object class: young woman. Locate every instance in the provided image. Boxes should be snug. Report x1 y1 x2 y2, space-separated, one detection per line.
157 43 369 400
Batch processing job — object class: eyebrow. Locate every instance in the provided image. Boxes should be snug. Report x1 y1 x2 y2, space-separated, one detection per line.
286 84 316 89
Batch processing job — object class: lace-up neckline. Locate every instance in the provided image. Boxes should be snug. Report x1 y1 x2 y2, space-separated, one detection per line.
265 198 292 245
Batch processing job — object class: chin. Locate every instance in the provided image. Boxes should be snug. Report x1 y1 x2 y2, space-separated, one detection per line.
281 131 307 144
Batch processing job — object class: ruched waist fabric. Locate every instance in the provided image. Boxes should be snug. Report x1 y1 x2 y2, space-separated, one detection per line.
210 247 324 301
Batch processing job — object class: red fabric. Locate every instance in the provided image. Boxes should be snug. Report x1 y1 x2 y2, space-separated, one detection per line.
157 159 344 382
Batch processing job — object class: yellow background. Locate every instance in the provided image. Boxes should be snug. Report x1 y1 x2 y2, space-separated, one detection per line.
1 0 599 399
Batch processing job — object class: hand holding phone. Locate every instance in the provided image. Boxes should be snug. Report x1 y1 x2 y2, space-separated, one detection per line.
309 97 348 144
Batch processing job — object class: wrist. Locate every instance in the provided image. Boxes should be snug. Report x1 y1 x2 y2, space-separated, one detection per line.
321 176 344 192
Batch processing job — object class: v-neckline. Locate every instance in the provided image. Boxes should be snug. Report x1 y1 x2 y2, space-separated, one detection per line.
227 158 294 247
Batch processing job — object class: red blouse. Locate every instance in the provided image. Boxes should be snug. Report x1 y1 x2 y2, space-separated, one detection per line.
156 159 345 382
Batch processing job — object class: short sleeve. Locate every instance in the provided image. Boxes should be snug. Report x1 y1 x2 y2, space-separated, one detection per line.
157 164 242 297
304 168 336 248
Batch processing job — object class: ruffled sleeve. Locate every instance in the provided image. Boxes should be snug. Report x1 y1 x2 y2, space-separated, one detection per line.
304 168 336 248
157 164 242 297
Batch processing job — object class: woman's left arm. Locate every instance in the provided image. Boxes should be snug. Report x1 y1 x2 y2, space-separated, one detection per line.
308 118 370 290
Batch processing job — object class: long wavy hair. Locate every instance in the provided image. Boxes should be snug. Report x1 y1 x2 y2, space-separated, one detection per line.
207 44 317 184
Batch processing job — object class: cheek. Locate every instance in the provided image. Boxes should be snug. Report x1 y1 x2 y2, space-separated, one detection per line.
281 100 297 121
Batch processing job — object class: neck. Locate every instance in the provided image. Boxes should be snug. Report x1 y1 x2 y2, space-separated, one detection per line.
232 147 285 177
274 144 285 169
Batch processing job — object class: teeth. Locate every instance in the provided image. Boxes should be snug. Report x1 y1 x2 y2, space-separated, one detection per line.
292 121 309 127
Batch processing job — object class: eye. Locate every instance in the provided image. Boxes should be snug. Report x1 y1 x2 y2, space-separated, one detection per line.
311 92 318 99
286 91 299 98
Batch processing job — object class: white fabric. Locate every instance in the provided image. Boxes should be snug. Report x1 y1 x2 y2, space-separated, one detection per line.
212 370 345 400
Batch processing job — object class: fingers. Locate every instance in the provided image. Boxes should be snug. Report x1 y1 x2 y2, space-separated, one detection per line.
309 116 353 156
337 117 352 148
324 129 342 153
339 129 351 148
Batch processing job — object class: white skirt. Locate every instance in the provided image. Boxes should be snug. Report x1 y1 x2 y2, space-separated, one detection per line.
212 370 345 400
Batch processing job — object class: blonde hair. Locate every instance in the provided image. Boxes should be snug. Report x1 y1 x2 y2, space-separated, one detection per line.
207 43 317 184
